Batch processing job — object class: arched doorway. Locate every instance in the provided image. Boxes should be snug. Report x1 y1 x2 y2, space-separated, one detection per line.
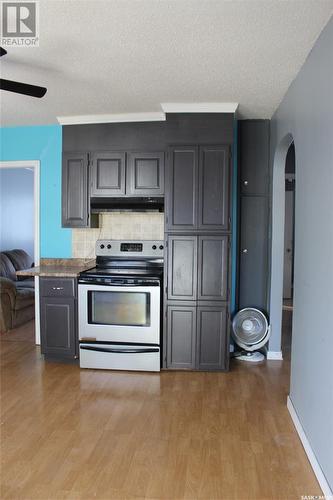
269 134 295 357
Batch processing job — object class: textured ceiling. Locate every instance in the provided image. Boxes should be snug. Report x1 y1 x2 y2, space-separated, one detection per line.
1 0 332 126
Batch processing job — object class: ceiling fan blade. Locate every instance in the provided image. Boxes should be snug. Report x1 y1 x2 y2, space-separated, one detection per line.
0 78 47 98
0 47 7 57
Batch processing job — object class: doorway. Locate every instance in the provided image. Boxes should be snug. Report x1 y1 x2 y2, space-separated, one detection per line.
0 160 40 344
282 143 295 357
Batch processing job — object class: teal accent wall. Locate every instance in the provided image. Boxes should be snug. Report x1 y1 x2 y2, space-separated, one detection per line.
0 125 72 258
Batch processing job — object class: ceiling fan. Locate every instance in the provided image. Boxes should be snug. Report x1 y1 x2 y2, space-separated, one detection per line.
0 47 47 98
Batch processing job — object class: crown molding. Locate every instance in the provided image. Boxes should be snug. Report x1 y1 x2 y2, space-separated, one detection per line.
57 112 166 126
160 102 238 113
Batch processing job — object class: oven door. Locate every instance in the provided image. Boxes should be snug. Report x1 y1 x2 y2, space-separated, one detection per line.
78 284 160 344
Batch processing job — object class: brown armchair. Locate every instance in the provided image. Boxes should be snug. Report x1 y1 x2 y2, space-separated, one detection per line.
0 250 35 333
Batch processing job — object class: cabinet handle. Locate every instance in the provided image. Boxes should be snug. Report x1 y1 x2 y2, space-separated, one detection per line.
243 180 248 186
52 286 64 290
242 248 248 254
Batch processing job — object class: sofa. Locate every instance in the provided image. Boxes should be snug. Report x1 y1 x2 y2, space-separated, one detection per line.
0 250 35 333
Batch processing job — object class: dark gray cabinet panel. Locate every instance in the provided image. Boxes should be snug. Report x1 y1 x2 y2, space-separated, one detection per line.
198 145 230 231
198 235 229 301
127 152 164 196
239 121 269 196
167 306 196 369
166 146 198 231
239 196 268 309
91 151 126 196
40 297 76 358
62 152 89 228
196 306 228 370
167 236 197 301
40 277 78 360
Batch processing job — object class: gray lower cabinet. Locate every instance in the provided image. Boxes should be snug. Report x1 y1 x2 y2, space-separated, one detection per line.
167 305 196 369
40 278 78 360
198 235 229 301
127 152 164 196
196 305 228 370
91 151 126 196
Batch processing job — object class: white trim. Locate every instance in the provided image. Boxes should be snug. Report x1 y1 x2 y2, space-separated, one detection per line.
0 160 40 345
57 112 166 126
161 102 238 113
287 396 332 498
267 350 283 360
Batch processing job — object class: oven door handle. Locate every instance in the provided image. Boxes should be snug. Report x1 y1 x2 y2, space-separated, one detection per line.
80 346 159 354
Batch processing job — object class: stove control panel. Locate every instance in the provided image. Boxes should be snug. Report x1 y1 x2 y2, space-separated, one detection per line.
96 240 164 258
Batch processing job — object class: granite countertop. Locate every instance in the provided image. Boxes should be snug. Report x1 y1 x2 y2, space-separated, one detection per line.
16 258 96 278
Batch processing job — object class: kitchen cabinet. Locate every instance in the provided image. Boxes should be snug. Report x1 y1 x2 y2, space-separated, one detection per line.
40 278 78 361
62 152 98 228
196 305 228 370
167 305 196 369
90 150 165 197
91 151 126 196
238 120 270 311
167 235 229 302
127 151 164 196
166 145 230 232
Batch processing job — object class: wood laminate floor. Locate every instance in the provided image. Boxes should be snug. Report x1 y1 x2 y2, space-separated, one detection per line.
0 319 321 500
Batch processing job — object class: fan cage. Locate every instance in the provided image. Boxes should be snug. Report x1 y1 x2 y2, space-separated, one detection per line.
232 308 270 352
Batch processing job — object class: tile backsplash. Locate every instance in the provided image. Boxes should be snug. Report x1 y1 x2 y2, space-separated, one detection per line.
72 212 164 258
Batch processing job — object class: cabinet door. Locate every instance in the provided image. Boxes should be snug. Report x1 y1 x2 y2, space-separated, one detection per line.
167 235 197 301
238 196 269 309
166 146 198 231
198 145 230 231
239 120 269 196
127 152 164 196
91 151 125 196
40 297 77 358
62 152 89 227
167 305 196 369
198 235 229 301
196 306 228 370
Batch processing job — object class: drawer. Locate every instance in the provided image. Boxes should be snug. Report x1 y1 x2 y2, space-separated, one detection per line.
40 278 76 298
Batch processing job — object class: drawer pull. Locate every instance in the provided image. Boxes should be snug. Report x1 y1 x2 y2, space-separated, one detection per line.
52 286 64 290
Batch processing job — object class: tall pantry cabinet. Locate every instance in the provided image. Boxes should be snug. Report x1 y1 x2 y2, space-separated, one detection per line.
164 144 232 370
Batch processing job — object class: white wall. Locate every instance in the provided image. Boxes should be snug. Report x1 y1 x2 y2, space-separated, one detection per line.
270 16 333 489
0 168 34 257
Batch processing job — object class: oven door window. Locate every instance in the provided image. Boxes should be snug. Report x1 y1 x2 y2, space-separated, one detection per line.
88 291 150 327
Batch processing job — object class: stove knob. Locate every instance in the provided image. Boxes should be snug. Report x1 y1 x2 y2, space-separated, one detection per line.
159 245 164 250
152 245 157 250
100 244 105 249
107 244 112 249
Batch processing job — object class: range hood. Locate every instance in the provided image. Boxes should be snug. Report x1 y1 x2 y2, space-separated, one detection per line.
90 197 164 213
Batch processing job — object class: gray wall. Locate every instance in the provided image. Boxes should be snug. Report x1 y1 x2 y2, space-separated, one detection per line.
0 168 34 257
270 17 333 489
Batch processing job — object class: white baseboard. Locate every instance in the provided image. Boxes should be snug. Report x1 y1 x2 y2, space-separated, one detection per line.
267 350 283 360
287 396 332 498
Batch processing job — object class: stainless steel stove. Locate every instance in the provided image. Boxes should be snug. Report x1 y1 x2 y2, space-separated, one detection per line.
78 240 164 371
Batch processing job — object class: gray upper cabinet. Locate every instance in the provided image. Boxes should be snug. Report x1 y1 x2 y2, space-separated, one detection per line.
166 144 230 232
166 146 198 231
198 145 230 231
167 235 197 301
198 235 229 302
127 152 164 196
62 152 90 228
196 306 228 370
239 121 269 196
91 151 126 196
167 305 196 369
